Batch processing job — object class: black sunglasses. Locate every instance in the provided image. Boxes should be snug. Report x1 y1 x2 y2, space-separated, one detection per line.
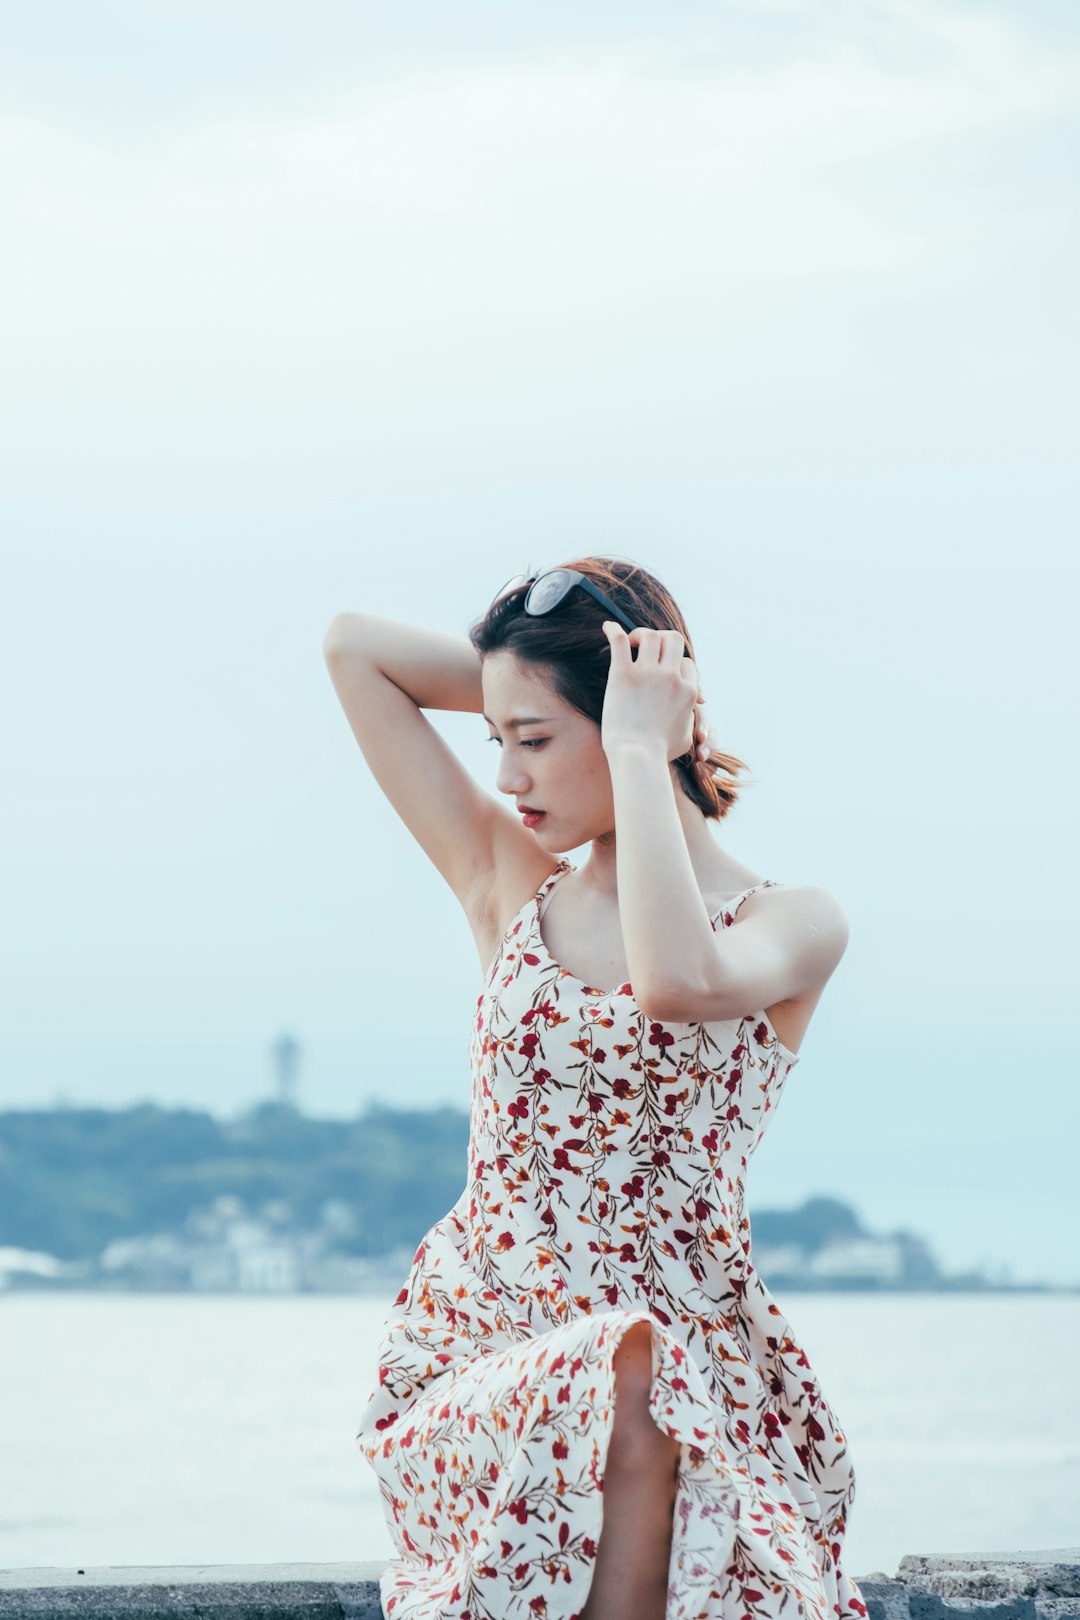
489 568 639 633
488 568 692 663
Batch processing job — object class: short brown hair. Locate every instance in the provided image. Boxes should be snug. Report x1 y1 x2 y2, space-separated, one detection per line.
468 556 748 820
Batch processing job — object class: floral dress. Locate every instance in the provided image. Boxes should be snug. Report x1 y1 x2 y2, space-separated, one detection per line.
357 857 867 1620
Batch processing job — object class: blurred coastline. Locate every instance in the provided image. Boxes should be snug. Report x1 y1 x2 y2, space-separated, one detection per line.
1 1100 1070 1296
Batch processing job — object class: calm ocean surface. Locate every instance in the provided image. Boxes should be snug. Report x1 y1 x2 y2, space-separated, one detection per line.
1 1292 1077 1579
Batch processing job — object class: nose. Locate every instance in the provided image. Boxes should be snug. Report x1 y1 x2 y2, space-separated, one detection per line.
495 751 531 798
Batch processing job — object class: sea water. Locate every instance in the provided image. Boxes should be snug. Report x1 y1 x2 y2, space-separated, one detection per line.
1 1291 1077 1579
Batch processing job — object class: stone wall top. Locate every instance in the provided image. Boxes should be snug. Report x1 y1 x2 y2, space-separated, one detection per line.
2 1550 1079 1619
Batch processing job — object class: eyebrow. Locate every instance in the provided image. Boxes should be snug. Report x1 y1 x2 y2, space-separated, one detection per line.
482 715 553 729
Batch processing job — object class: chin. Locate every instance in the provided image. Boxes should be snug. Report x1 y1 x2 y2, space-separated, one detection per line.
546 824 597 855
533 823 570 853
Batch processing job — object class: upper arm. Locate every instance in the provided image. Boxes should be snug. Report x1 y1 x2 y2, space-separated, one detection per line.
648 886 850 1024
322 620 546 921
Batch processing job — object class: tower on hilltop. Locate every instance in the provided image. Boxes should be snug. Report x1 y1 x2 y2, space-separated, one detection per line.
271 1031 301 1109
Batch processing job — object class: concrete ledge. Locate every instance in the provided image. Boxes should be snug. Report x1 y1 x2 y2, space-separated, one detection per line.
2 1551 1078 1618
0 1563 386 1618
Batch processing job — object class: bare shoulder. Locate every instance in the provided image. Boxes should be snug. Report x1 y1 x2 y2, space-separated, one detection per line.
738 882 850 974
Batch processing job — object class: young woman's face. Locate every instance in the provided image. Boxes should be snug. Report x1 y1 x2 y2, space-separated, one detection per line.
481 651 615 849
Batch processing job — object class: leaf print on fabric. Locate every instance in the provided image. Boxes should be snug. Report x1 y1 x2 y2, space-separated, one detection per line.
357 859 867 1620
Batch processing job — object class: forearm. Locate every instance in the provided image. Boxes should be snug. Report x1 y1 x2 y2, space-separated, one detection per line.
322 612 484 714
607 744 718 1014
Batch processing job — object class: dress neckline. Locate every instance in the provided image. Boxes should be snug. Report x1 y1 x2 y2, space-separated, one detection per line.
528 858 800 1065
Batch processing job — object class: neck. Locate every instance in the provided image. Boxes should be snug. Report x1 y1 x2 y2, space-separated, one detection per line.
578 772 721 899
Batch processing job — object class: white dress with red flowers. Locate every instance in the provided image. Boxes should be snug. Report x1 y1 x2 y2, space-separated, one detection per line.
357 858 866 1620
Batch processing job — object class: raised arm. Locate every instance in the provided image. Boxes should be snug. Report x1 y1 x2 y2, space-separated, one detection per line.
322 612 550 939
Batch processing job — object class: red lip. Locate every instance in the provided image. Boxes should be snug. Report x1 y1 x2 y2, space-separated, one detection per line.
518 805 544 815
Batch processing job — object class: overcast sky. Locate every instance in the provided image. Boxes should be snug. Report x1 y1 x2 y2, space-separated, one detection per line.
2 0 1077 1284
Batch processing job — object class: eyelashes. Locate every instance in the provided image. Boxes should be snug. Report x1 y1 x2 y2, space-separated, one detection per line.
485 737 546 750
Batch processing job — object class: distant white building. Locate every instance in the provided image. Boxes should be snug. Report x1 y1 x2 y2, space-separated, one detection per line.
752 1245 809 1276
185 1210 302 1292
226 1220 301 1292
809 1236 905 1281
0 1246 67 1289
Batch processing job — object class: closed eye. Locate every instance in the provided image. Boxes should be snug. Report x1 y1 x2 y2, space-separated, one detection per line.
486 736 547 749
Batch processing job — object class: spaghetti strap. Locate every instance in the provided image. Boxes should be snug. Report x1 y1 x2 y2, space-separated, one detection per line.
534 856 574 919
711 877 783 928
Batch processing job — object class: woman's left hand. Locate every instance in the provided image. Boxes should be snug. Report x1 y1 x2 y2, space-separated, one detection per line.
600 622 712 765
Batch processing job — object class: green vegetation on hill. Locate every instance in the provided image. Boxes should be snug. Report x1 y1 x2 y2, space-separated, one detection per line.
0 1101 470 1261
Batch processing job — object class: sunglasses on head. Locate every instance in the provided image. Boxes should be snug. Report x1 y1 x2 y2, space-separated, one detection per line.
488 568 691 662
489 568 638 636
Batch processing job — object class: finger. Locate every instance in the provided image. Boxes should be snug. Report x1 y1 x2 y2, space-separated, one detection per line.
656 629 686 664
631 626 663 663
601 621 634 665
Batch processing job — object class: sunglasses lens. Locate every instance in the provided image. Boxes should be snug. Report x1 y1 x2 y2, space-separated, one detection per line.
524 569 574 616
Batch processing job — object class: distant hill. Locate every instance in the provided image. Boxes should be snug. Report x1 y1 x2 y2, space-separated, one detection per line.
0 1100 469 1261
0 1102 953 1291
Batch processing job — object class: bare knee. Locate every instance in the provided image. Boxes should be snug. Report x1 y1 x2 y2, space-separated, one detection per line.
613 1321 655 1394
610 1322 679 1469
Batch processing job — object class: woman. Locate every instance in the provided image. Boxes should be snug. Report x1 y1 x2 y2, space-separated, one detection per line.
323 558 866 1620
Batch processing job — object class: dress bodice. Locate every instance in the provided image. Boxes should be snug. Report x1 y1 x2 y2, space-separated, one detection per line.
464 857 799 1332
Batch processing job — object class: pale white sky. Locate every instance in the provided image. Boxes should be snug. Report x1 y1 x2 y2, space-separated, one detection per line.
2 0 1077 1283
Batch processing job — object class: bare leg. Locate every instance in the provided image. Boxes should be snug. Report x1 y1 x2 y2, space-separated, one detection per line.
578 1321 681 1620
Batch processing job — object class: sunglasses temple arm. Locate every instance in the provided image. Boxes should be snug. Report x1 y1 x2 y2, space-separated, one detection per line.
585 581 693 656
580 580 638 634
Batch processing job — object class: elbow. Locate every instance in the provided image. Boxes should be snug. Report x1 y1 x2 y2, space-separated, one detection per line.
322 612 368 662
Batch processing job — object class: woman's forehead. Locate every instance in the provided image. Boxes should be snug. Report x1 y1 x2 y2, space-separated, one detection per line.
482 652 564 720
